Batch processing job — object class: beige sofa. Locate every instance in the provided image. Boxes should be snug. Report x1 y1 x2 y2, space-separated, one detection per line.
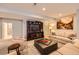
57 39 79 55
52 35 73 44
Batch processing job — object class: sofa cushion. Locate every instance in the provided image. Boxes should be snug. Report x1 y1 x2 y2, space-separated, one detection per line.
52 35 72 44
57 43 79 55
74 42 79 49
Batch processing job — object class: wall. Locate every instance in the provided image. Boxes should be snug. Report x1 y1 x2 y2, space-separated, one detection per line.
43 19 56 37
0 20 2 39
42 16 76 37
43 21 50 36
75 10 79 39
55 19 75 37
22 20 26 39
56 15 77 37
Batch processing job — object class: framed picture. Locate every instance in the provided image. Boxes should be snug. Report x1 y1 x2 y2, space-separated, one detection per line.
57 16 73 29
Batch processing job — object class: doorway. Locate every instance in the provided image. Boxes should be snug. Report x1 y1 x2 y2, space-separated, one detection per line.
2 22 12 39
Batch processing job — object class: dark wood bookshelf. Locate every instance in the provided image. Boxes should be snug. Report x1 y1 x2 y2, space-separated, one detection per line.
27 21 44 41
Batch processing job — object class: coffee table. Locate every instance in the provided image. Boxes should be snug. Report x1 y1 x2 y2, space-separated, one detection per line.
34 38 58 55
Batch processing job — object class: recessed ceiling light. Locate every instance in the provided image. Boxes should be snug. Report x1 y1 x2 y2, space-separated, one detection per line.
42 8 46 11
58 13 62 17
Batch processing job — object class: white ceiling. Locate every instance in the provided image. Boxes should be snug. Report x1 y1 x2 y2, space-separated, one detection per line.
0 3 79 19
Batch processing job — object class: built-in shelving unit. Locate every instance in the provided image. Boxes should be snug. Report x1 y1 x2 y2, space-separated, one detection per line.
27 21 44 41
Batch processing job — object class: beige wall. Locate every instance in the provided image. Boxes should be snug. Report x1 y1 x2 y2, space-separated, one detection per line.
75 10 79 39
55 19 75 37
43 17 76 37
43 19 56 36
0 20 2 39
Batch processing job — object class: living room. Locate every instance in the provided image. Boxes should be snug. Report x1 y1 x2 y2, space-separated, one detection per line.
0 3 79 55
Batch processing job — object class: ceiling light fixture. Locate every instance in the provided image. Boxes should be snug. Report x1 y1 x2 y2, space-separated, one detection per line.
58 13 62 17
42 8 46 11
